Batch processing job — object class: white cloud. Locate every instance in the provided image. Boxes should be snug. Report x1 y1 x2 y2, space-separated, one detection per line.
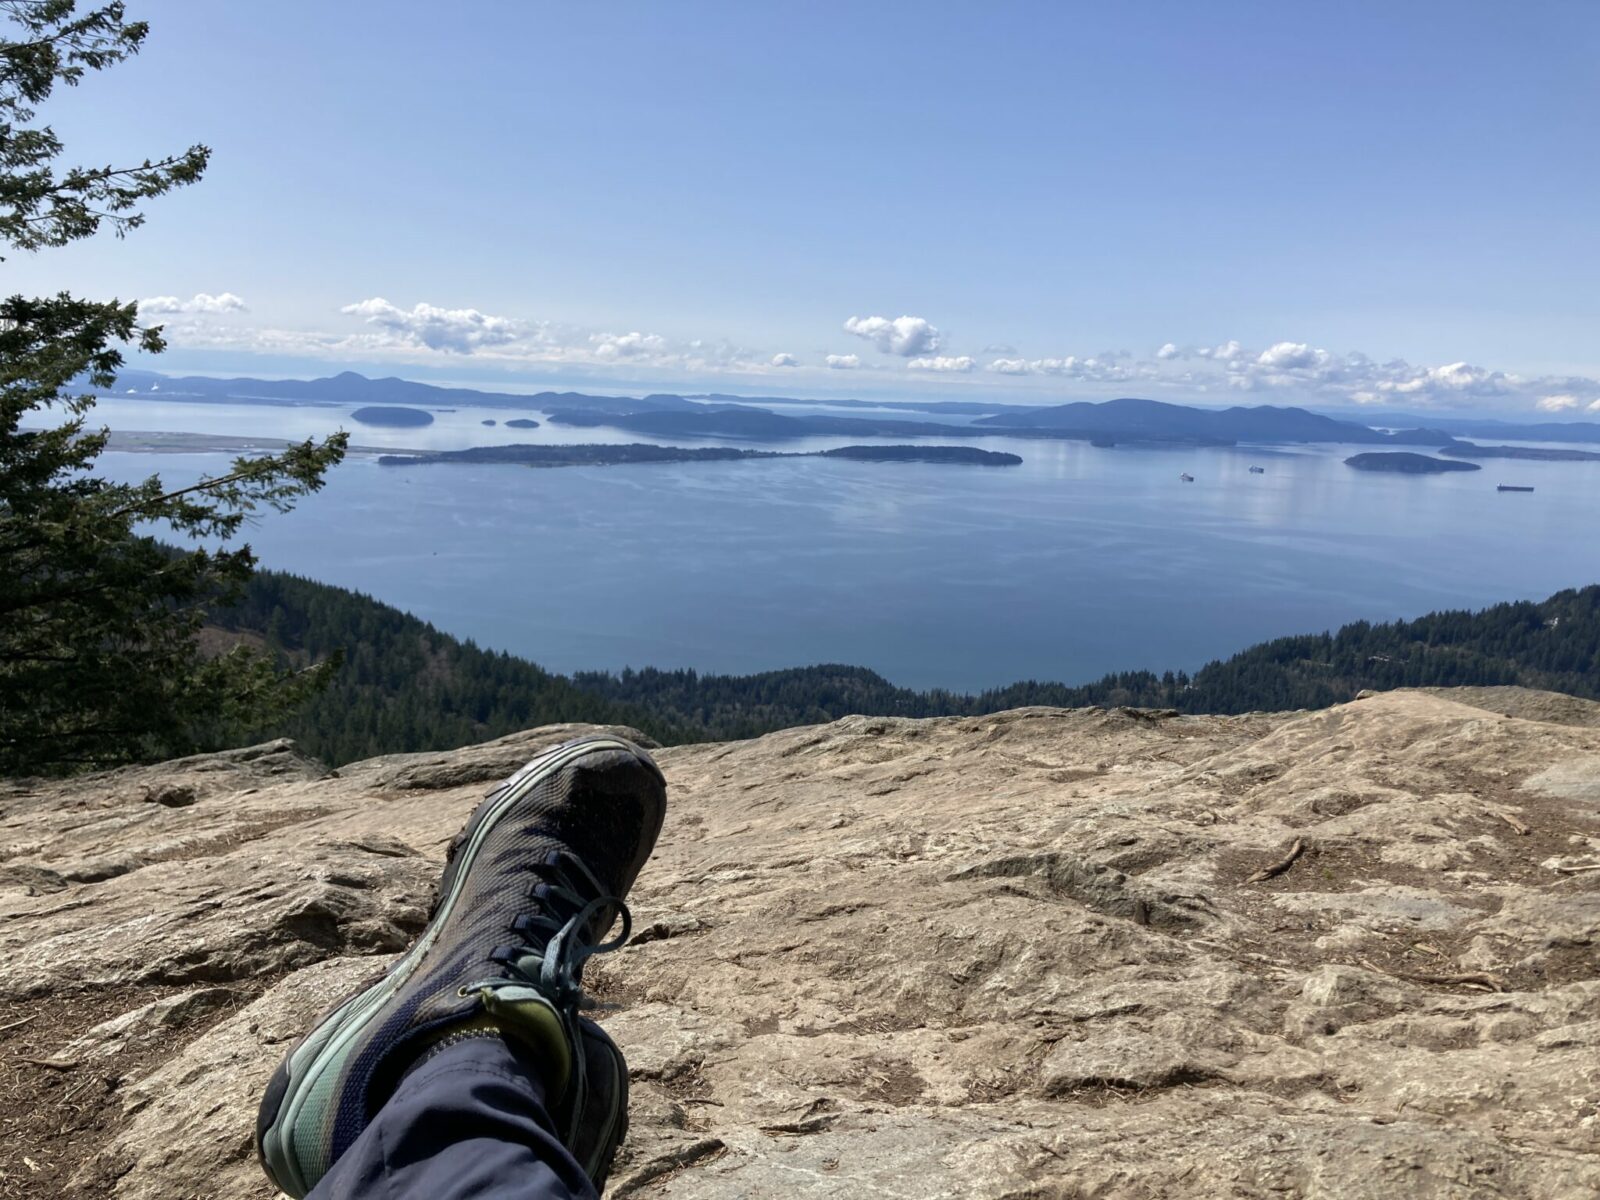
970 334 1592 409
140 291 247 315
1187 339 1244 362
191 292 247 313
1257 341 1331 370
907 355 975 373
341 298 521 353
1199 340 1543 409
966 339 1593 412
1033 358 1080 375
1386 361 1500 396
825 353 860 370
843 314 941 357
987 358 1031 375
770 352 799 368
985 354 1153 383
162 301 776 377
589 330 669 360
1537 394 1580 412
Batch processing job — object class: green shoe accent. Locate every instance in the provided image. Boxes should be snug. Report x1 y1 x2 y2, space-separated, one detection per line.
479 986 573 1098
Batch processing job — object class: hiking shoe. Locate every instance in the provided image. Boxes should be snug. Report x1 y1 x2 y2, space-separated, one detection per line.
255 734 667 1197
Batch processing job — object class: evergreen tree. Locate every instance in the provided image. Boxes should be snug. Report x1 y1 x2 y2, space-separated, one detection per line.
0 2 346 774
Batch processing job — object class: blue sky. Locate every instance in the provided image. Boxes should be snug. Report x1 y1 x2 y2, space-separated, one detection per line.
11 1 1599 412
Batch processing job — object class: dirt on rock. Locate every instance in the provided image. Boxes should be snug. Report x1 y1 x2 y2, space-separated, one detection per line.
1 694 1598 1198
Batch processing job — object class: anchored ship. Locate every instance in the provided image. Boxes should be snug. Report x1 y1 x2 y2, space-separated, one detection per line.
1496 484 1535 493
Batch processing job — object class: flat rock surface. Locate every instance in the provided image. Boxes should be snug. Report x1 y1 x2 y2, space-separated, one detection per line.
2 693 1599 1198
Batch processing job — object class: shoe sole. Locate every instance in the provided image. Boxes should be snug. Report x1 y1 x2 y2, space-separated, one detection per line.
574 1015 630 1189
257 734 661 1197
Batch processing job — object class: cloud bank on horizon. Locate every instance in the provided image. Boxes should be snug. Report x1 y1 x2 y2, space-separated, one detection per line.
139 294 1600 415
140 292 247 315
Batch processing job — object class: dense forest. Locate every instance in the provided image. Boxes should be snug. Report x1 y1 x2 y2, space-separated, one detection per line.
217 570 1600 766
213 573 691 764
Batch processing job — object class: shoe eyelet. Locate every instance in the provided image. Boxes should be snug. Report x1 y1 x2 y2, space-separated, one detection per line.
456 985 471 998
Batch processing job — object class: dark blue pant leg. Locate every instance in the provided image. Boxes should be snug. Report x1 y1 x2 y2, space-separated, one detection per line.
306 1034 596 1200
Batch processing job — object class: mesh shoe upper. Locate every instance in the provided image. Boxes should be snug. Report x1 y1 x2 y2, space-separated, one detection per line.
257 736 666 1197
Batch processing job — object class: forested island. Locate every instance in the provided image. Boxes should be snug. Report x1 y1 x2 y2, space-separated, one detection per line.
351 405 435 428
377 443 1022 468
215 572 1600 765
1344 452 1480 474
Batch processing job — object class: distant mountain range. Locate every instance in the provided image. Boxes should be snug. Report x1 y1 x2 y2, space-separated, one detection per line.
97 368 1600 448
103 368 697 415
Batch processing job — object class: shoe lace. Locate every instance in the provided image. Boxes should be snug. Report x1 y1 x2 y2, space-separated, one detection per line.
473 849 632 1010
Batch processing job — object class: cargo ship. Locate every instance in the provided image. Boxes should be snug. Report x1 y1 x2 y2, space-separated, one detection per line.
1496 484 1534 493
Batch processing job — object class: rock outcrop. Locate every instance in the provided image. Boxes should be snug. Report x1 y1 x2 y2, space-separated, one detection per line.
2 692 1598 1198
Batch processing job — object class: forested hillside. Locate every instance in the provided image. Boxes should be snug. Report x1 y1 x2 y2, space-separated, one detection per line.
218 570 1600 765
212 574 688 763
576 584 1598 734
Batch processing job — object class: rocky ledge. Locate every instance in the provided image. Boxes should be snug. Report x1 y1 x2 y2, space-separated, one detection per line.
2 690 1598 1199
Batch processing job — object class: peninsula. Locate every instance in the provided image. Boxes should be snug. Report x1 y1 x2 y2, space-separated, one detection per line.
1439 442 1600 462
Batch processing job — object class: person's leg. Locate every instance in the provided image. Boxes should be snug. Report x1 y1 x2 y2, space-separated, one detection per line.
305 1033 594 1200
256 735 665 1199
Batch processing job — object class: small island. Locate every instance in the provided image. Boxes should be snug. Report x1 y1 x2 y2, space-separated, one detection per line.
505 418 540 429
378 442 1023 470
351 405 434 428
1344 452 1480 474
481 419 496 426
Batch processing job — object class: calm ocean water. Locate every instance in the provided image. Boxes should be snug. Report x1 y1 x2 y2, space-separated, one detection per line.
90 396 1600 692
